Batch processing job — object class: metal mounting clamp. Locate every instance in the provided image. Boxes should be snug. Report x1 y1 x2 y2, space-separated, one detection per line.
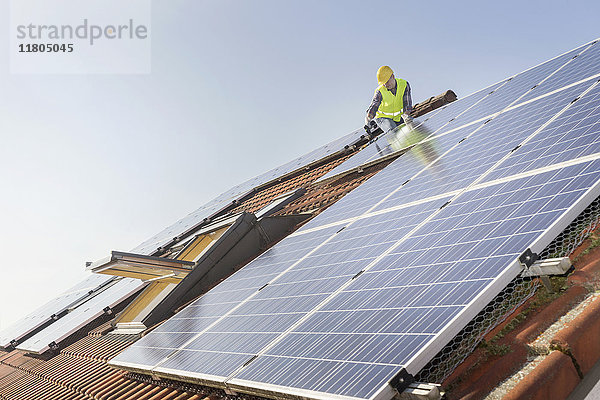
397 382 444 400
519 248 539 268
520 257 572 278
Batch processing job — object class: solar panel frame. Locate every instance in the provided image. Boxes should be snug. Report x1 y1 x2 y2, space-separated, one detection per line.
218 78 600 398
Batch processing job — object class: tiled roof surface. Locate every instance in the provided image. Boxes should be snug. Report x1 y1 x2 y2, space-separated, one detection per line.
59 334 138 363
88 321 117 339
276 158 395 216
0 334 207 400
229 153 353 215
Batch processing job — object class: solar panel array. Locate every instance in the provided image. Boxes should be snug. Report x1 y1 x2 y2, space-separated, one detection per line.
131 129 367 256
0 273 114 348
319 41 598 183
112 39 600 400
17 277 144 354
317 80 509 182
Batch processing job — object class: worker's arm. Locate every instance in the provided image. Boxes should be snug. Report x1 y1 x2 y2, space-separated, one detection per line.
403 82 413 116
365 90 382 125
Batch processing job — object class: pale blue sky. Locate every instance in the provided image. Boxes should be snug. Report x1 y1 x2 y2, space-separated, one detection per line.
1 0 599 328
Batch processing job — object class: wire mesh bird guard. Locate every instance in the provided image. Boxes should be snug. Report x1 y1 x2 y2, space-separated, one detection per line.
415 195 600 384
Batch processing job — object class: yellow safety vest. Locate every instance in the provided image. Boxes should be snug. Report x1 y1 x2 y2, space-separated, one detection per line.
375 78 407 122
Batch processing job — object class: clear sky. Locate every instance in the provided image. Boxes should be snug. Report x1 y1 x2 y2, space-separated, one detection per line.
0 0 599 329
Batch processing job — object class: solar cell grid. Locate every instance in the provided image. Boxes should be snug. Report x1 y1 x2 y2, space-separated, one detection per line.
231 356 399 400
300 133 461 231
318 81 509 183
371 80 594 213
230 159 600 399
112 40 600 400
484 81 600 182
17 277 143 353
413 81 507 134
0 273 114 347
64 273 115 293
445 44 588 129
519 40 600 103
145 198 449 381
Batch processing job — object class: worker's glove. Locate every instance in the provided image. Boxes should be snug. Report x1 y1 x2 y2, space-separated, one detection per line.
403 114 414 124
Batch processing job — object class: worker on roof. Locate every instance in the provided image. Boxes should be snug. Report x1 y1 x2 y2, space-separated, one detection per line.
365 65 413 131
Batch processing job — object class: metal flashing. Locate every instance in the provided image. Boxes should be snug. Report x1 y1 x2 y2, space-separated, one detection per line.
255 188 306 218
142 213 310 328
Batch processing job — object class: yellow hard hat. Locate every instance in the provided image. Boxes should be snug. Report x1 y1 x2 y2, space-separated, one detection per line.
377 65 393 85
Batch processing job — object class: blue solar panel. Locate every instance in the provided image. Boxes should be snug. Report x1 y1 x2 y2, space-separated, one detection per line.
484 80 600 182
518 40 600 103
318 81 508 183
319 42 593 185
416 81 507 133
17 277 143 353
111 41 600 400
371 80 594 213
0 273 114 348
146 198 448 381
111 225 345 371
131 129 367 256
304 80 593 231
445 44 588 129
230 159 600 399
